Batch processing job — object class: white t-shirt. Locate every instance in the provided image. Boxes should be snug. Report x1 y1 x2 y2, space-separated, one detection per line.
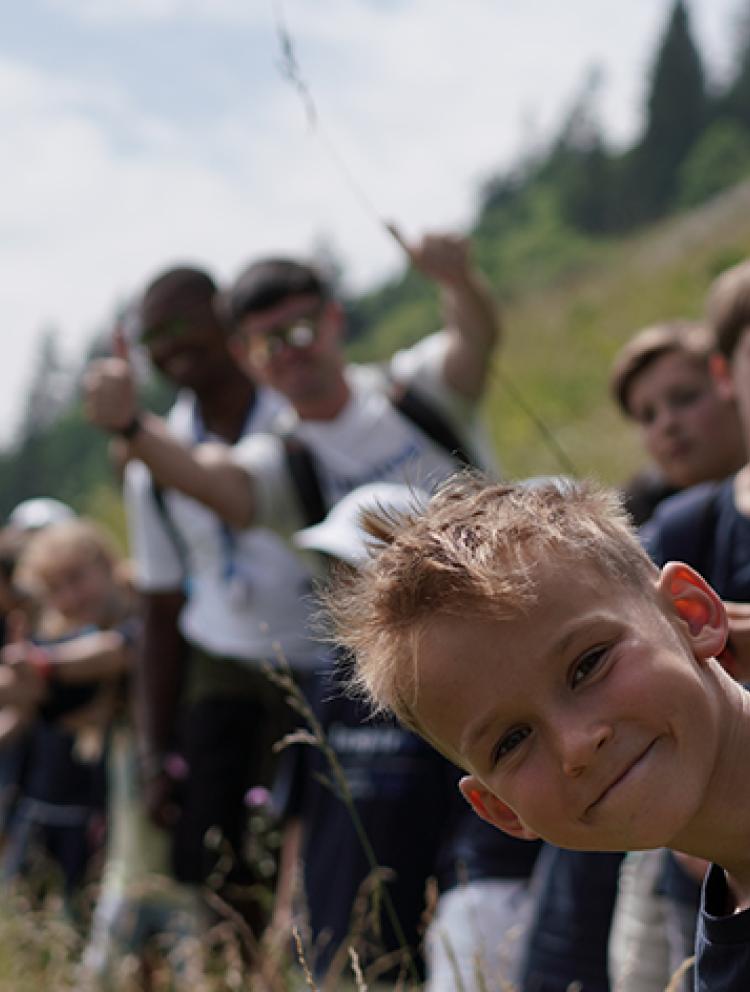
233 331 498 537
124 389 322 669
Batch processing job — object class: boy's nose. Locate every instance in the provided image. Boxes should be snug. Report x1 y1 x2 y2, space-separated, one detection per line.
558 721 613 778
654 405 680 436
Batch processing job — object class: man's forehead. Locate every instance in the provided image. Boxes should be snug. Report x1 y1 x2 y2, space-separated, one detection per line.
141 291 215 327
139 295 220 345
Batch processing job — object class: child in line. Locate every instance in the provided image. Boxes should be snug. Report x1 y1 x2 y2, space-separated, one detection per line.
327 474 750 991
610 320 745 526
0 518 201 987
642 259 750 606
598 318 749 992
1 518 131 909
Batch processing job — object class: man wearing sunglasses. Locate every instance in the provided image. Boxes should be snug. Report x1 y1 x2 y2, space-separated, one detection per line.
87 231 500 536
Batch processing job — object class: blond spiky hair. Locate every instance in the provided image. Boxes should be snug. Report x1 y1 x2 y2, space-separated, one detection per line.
328 473 657 739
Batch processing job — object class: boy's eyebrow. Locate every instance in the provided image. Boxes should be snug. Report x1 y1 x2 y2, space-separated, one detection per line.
459 612 617 761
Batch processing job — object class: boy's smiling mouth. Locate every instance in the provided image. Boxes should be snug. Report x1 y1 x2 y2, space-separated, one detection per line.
584 738 660 817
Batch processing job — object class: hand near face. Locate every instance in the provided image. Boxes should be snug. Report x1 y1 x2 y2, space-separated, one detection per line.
0 703 36 746
0 647 46 707
83 357 138 433
0 647 46 745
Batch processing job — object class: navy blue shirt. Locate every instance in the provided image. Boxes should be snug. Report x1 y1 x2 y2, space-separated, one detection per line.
274 671 455 977
275 667 541 978
641 477 750 601
435 795 540 891
695 864 750 991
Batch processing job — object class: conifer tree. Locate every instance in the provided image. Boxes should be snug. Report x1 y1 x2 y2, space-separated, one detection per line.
20 329 74 439
630 0 706 219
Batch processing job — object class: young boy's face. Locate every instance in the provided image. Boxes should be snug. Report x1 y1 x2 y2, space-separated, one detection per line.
42 554 113 629
627 350 741 488
414 559 727 854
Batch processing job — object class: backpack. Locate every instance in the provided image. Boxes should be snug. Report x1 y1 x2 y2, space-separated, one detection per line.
282 381 481 527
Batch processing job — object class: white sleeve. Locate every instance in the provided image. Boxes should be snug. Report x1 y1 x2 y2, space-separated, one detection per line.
123 460 184 592
230 433 305 538
390 330 475 422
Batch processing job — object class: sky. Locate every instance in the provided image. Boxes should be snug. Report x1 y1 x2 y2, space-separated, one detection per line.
1 0 745 446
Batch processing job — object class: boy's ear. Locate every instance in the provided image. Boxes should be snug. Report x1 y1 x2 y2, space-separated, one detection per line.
459 776 540 841
709 352 735 402
657 561 728 660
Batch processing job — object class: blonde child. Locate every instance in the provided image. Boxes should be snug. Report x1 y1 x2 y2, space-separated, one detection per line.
1 518 131 903
0 518 201 986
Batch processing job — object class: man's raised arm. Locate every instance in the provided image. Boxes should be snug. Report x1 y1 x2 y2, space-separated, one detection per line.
84 357 255 529
402 231 501 401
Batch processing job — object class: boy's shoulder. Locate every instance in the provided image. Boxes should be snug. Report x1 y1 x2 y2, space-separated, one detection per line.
695 863 750 991
639 478 733 570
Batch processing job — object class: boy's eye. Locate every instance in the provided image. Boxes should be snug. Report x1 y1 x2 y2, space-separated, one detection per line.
492 725 531 766
667 386 702 411
571 647 607 688
635 403 656 426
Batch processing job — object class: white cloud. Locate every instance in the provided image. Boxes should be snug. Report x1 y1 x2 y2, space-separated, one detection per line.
48 0 268 25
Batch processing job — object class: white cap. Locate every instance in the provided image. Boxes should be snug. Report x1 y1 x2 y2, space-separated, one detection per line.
293 482 427 567
7 498 76 532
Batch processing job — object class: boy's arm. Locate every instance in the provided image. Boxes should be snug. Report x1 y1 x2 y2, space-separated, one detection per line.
38 630 129 681
403 231 501 401
0 630 131 746
1 629 129 687
84 357 256 529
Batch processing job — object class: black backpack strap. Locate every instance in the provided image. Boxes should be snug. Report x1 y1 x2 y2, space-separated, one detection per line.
388 381 478 470
279 380 476 528
281 434 328 527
